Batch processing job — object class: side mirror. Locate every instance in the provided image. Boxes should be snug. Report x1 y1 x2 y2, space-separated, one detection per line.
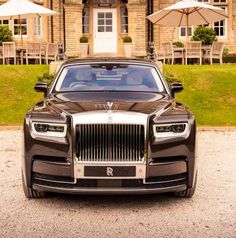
34 82 48 97
170 82 183 97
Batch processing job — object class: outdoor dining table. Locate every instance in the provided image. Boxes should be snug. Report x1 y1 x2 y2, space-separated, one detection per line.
173 45 212 64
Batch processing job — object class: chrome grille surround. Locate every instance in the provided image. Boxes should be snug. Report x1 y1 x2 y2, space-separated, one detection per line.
76 124 145 163
72 111 148 179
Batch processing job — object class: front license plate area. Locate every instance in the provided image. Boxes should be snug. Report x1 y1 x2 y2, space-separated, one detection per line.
84 166 136 177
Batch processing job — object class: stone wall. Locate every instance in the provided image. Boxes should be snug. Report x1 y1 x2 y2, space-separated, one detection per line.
127 0 147 56
64 1 83 57
230 0 236 52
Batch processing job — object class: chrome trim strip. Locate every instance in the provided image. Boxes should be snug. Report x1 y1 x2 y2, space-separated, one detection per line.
72 111 149 125
33 176 77 185
143 177 186 185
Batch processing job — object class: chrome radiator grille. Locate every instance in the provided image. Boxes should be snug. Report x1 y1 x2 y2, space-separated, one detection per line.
76 124 145 162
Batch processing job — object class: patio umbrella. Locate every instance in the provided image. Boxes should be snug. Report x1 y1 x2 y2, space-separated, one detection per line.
147 0 227 39
0 0 58 43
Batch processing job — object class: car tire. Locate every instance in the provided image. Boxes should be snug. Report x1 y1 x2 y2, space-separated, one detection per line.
22 171 46 199
174 172 197 198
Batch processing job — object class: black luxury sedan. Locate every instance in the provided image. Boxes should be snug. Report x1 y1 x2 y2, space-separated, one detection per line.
22 58 197 198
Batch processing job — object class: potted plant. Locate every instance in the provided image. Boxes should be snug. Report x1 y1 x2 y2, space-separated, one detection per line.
123 36 133 58
80 35 89 58
191 26 217 46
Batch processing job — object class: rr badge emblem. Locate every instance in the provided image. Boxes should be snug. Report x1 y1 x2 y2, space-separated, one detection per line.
106 167 114 177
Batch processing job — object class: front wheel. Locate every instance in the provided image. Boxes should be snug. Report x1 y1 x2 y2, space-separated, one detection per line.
174 173 197 198
22 171 46 199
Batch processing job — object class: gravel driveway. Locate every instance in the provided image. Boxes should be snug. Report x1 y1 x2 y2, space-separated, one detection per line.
0 129 235 238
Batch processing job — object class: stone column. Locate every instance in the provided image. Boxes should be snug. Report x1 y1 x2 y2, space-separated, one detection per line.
127 0 147 57
64 0 83 57
230 0 236 53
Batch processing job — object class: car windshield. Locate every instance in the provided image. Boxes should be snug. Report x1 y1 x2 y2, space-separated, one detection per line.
55 64 165 93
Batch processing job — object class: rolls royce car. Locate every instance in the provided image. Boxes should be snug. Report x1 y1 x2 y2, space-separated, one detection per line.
22 58 197 199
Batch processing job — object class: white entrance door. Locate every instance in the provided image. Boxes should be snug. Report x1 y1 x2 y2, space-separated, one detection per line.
93 9 117 54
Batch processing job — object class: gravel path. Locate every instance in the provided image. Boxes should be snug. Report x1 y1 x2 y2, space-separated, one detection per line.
0 130 236 238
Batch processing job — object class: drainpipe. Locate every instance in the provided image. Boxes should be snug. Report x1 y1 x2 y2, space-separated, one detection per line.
63 0 66 52
50 0 54 43
147 0 154 42
147 0 154 59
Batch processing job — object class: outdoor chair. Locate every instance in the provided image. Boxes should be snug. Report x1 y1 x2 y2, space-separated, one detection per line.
0 47 2 63
2 42 17 65
45 43 58 64
24 42 42 64
162 42 184 64
185 41 202 65
203 42 224 65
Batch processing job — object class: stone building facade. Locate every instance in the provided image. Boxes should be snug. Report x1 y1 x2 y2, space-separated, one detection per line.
1 0 236 56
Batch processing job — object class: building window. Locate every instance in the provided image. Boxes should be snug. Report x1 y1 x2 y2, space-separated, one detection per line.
214 7 227 38
214 20 226 37
14 18 27 36
93 0 116 4
179 27 193 38
34 16 42 36
0 19 9 27
82 7 90 34
120 7 128 33
197 0 209 2
97 12 113 32
213 0 226 3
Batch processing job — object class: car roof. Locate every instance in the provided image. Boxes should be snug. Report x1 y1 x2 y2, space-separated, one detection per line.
62 57 157 67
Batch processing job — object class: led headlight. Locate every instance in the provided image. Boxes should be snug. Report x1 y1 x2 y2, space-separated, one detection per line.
153 123 188 138
32 122 67 137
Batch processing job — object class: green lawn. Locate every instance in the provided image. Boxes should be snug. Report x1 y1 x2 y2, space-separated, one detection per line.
0 65 48 125
164 64 236 126
0 64 235 126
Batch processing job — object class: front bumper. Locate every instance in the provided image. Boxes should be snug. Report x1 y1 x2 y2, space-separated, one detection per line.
32 172 187 195
33 184 187 195
26 141 191 195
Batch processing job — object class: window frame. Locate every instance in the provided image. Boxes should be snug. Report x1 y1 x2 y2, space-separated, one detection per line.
13 18 28 37
179 26 193 39
82 7 90 34
0 19 9 27
213 6 227 39
197 0 209 2
120 6 128 34
34 16 42 37
213 0 227 4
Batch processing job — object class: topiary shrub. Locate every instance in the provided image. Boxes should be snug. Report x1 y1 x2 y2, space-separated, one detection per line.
191 26 217 45
173 41 184 48
0 25 13 46
223 47 229 57
123 36 132 43
80 35 88 43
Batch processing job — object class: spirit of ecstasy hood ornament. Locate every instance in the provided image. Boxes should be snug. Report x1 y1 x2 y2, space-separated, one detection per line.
107 102 113 111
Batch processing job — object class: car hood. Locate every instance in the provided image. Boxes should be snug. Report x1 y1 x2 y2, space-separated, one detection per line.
46 92 172 115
